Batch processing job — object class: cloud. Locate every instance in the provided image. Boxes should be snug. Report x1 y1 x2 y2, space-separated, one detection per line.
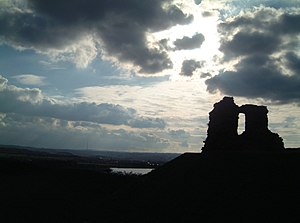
48 36 98 69
0 0 193 73
180 59 202 76
128 117 166 129
200 72 211 78
0 75 166 128
0 76 43 103
284 52 300 75
206 55 300 103
13 74 47 86
206 7 300 104
169 129 190 138
173 33 205 50
220 31 280 60
0 75 8 87
0 113 170 151
180 140 189 148
194 0 202 5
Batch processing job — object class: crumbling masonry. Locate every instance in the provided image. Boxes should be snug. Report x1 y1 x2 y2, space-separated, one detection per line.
203 97 284 151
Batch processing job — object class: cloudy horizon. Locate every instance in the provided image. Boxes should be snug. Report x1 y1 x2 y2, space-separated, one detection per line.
0 0 299 152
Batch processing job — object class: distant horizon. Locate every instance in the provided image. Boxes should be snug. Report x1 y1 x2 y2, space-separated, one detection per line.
1 143 299 154
0 144 184 154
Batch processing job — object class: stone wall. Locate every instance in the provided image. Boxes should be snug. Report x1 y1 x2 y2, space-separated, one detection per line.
203 97 284 151
239 105 269 134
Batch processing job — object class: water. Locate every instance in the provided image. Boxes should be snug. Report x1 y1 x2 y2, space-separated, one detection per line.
111 168 153 175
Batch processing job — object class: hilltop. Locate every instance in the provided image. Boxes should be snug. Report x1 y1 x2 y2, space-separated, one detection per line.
110 150 300 222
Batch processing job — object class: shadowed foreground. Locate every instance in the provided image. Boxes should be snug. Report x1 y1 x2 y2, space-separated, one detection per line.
113 150 300 222
1 150 300 222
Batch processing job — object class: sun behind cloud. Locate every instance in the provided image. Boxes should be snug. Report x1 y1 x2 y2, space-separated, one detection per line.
151 2 221 78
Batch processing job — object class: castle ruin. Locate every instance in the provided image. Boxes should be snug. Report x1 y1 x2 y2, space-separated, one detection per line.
203 97 284 151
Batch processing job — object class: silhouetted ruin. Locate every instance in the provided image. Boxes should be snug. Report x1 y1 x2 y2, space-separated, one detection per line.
203 97 284 151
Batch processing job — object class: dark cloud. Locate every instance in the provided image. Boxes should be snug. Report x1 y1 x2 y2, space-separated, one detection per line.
217 10 283 62
180 59 202 76
173 33 205 50
275 13 300 34
158 38 172 51
200 72 211 78
0 76 166 128
206 55 300 103
28 0 192 30
218 9 276 33
220 31 280 60
284 52 300 75
194 0 202 5
202 11 213 17
206 8 300 104
0 0 193 73
0 10 79 49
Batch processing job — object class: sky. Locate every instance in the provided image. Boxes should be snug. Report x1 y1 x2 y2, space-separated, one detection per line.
0 0 300 152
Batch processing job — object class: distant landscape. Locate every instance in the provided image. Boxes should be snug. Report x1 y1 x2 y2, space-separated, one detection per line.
0 144 180 172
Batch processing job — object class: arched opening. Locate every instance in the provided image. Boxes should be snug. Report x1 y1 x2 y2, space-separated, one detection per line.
238 113 245 135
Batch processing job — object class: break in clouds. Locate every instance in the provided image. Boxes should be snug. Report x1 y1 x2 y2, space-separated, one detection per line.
0 0 193 73
206 7 300 104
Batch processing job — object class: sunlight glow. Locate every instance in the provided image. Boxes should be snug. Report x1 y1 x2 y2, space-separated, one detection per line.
150 3 221 78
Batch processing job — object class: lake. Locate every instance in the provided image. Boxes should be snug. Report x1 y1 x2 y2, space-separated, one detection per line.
110 168 153 175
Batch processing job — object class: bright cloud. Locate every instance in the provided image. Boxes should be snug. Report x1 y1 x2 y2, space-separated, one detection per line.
13 74 47 86
0 75 166 129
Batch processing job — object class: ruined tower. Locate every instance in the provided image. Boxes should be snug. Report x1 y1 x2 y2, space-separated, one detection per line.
203 97 284 151
204 97 239 150
239 105 269 134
